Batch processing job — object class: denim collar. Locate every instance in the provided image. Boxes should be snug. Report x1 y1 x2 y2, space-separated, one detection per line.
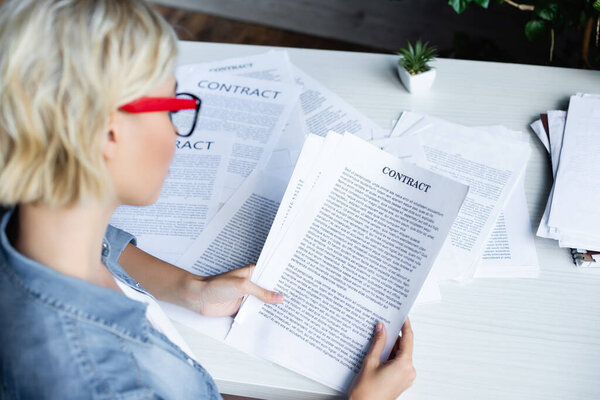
0 208 149 341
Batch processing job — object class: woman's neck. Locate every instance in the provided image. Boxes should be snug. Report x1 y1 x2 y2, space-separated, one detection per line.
14 201 121 290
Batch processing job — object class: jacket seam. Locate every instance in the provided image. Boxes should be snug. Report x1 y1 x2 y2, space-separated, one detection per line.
62 314 118 400
115 334 145 389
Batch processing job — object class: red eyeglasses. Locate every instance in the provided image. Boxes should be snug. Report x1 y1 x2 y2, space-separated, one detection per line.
119 92 201 137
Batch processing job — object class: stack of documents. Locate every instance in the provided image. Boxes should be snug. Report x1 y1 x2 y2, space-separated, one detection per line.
531 94 600 267
380 112 536 283
174 131 468 393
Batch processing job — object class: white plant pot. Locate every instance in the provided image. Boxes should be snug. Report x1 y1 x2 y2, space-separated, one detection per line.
397 65 436 94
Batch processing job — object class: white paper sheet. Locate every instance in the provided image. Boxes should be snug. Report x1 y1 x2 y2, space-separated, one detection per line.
175 66 301 202
549 95 600 236
530 118 550 152
388 112 531 281
226 132 467 393
166 136 317 341
184 50 308 169
536 110 566 240
162 168 290 341
110 131 233 263
176 168 289 277
293 66 386 140
476 176 539 278
372 135 441 302
541 95 600 250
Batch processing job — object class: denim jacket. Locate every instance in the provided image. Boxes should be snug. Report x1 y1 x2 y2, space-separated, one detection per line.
0 208 222 400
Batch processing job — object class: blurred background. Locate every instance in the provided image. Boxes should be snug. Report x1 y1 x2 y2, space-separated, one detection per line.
150 0 600 69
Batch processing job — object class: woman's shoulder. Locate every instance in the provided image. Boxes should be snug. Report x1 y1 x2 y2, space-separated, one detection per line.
0 295 166 399
0 305 221 400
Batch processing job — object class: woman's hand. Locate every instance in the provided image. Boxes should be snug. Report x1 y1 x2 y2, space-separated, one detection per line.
349 318 416 400
179 264 284 317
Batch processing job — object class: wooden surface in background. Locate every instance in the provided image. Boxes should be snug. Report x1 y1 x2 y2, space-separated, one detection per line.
151 4 385 54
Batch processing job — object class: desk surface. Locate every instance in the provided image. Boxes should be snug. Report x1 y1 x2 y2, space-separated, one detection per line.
173 41 600 400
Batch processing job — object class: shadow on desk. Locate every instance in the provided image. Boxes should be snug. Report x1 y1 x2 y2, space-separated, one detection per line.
222 394 263 400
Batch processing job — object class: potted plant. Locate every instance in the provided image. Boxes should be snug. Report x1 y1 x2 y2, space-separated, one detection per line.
397 40 438 94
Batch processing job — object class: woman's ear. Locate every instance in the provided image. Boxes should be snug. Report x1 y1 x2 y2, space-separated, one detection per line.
103 112 120 162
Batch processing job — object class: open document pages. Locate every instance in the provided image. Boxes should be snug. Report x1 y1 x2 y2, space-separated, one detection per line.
389 112 531 280
222 132 467 393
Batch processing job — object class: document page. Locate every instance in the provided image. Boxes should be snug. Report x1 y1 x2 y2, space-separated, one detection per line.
225 132 468 392
388 112 531 280
184 50 308 167
293 66 386 141
175 66 301 201
166 137 322 341
110 131 233 263
476 176 539 278
176 168 288 277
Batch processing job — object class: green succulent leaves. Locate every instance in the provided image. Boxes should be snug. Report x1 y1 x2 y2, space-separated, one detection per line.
398 40 438 75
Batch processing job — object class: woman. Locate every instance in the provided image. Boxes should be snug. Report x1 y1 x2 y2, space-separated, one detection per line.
0 1 415 398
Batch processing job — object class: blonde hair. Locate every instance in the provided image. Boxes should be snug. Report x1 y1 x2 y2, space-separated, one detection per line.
0 0 178 207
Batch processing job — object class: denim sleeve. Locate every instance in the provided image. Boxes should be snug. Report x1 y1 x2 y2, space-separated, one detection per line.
104 225 137 265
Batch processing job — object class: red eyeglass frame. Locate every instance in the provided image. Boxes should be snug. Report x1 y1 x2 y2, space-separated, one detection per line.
119 97 197 113
118 92 201 137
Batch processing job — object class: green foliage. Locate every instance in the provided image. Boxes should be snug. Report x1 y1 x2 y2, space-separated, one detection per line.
397 40 438 74
448 0 490 13
447 0 599 43
525 19 548 40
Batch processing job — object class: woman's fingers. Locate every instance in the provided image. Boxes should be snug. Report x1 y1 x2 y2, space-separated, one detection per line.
242 279 284 304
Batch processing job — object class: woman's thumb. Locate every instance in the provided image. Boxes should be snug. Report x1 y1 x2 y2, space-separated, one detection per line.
365 322 387 368
243 280 285 304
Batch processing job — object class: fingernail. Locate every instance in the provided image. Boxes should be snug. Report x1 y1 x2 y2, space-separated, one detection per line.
376 322 383 332
274 293 284 302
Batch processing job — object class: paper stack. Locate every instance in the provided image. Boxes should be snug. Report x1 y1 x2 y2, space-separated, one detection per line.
221 131 467 392
379 111 535 285
531 94 600 267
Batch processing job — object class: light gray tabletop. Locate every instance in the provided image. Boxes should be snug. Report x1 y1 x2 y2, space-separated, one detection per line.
173 40 600 400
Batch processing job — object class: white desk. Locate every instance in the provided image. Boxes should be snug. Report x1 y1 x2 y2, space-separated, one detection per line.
174 41 600 400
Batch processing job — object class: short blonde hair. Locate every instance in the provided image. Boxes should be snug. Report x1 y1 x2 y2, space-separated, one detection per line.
0 0 178 207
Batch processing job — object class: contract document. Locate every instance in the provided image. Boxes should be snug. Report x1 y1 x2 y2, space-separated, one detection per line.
175 65 301 201
224 132 468 393
183 50 308 170
389 112 531 280
168 133 433 340
110 131 233 263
